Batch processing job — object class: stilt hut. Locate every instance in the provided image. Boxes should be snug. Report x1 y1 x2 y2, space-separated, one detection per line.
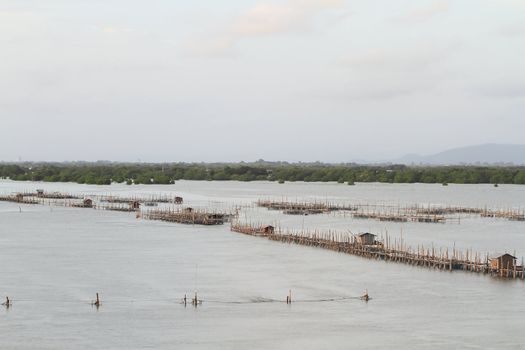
262 225 275 235
489 253 516 270
356 232 376 245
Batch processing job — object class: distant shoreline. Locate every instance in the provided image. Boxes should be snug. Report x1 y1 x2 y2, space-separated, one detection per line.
1 163 525 186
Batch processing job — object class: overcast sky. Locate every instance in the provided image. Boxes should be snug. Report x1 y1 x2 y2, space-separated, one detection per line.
1 0 524 162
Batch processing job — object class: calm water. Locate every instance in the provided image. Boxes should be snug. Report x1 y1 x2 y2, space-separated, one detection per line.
1 180 524 349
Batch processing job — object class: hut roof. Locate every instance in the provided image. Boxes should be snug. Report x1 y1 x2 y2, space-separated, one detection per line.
358 232 376 238
489 253 517 260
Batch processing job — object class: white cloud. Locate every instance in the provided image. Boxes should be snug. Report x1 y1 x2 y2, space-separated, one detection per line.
340 48 443 72
391 0 449 23
475 80 525 99
96 25 134 34
334 44 463 99
185 0 344 56
496 22 525 38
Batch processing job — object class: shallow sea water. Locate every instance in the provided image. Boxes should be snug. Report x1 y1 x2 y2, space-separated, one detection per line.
1 180 524 349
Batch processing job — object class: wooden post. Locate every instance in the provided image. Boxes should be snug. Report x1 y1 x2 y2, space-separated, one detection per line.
93 293 100 308
361 289 369 302
522 258 524 280
192 291 198 307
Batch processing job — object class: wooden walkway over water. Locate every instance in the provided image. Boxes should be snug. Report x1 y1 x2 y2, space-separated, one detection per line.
231 223 525 280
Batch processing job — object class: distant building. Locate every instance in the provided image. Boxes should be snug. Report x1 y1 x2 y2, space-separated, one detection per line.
262 225 275 235
489 253 516 270
356 232 376 245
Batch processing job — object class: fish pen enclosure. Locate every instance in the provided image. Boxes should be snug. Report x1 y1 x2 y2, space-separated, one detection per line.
14 190 82 200
230 222 276 236
352 210 448 223
257 199 330 213
0 193 39 205
256 199 358 215
97 194 183 204
231 222 525 280
97 201 141 212
142 208 236 225
480 209 525 221
71 198 94 208
257 199 522 223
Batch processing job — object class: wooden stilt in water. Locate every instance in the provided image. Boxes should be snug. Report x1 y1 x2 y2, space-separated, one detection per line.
192 291 201 306
361 289 369 302
522 258 524 280
92 293 100 308
2 296 10 308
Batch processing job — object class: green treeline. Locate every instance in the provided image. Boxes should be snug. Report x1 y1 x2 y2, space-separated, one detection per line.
1 163 525 185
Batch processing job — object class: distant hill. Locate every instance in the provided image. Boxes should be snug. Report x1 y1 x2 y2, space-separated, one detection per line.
396 144 525 165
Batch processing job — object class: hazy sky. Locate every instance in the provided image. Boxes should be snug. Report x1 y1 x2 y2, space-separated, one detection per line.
1 0 524 162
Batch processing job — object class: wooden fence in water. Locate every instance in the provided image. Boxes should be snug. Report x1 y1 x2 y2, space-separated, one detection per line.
142 208 236 225
256 199 525 222
0 191 183 210
231 222 525 280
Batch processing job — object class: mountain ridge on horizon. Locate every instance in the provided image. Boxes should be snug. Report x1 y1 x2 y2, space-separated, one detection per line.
393 143 525 165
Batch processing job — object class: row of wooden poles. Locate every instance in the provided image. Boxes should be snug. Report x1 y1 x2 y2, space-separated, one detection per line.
0 192 183 212
4 190 182 203
0 195 140 212
2 290 371 309
230 222 525 280
2 191 523 280
0 191 183 205
256 200 525 222
141 208 235 225
2 192 523 222
0 191 238 222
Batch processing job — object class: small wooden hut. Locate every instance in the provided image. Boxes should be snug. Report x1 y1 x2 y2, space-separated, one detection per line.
174 196 183 204
262 225 275 235
489 253 516 270
83 198 93 208
130 201 141 210
356 232 376 245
